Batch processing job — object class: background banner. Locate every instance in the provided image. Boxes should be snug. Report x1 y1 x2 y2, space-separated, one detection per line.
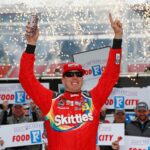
0 83 49 104
120 136 150 150
96 123 124 146
0 121 45 149
105 87 150 109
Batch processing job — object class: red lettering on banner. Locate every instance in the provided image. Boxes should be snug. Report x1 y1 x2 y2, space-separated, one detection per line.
125 99 139 105
0 94 14 100
99 135 113 141
105 99 113 105
12 134 30 142
85 69 92 75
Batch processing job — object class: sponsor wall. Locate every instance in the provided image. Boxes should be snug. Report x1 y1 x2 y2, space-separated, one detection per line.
0 122 45 149
0 83 149 110
0 117 149 149
0 122 124 149
0 83 49 104
105 87 150 109
58 85 150 110
121 136 150 150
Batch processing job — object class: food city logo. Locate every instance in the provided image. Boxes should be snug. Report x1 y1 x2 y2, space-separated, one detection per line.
105 96 139 108
84 65 106 77
12 130 42 144
0 91 30 103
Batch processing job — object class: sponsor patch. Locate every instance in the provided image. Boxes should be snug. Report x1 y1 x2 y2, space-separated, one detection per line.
74 101 82 106
74 107 82 111
66 100 74 106
58 99 65 106
115 53 120 64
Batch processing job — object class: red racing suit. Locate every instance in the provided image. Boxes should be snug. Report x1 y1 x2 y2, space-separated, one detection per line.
19 40 122 150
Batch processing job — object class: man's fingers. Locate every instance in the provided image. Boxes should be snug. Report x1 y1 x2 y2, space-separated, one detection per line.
117 21 122 28
25 26 39 37
111 19 122 29
109 13 113 24
112 140 119 149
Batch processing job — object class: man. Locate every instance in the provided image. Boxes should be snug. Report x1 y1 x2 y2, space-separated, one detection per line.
0 104 32 150
0 103 41 150
110 109 126 150
0 102 38 125
126 101 150 137
19 13 123 150
0 100 11 125
97 109 125 150
7 104 32 124
113 109 126 123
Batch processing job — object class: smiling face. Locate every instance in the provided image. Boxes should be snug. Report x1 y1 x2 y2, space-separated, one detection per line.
135 109 149 122
62 70 83 93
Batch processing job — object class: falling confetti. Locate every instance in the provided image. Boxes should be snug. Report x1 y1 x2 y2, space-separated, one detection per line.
0 0 149 78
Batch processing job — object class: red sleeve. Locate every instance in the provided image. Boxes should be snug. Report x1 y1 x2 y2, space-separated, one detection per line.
90 48 122 110
19 52 53 115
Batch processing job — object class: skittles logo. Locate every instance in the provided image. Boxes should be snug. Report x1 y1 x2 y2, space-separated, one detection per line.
45 95 94 132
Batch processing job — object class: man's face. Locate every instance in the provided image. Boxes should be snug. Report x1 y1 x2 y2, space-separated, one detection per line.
12 105 24 118
114 112 125 123
135 109 149 122
62 70 83 93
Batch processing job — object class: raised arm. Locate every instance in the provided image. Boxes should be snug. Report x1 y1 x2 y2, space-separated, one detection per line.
19 22 53 115
90 13 123 110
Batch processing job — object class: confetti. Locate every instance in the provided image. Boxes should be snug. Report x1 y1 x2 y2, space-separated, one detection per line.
0 0 149 77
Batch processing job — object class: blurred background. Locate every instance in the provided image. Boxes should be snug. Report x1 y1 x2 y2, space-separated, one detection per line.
0 0 149 78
